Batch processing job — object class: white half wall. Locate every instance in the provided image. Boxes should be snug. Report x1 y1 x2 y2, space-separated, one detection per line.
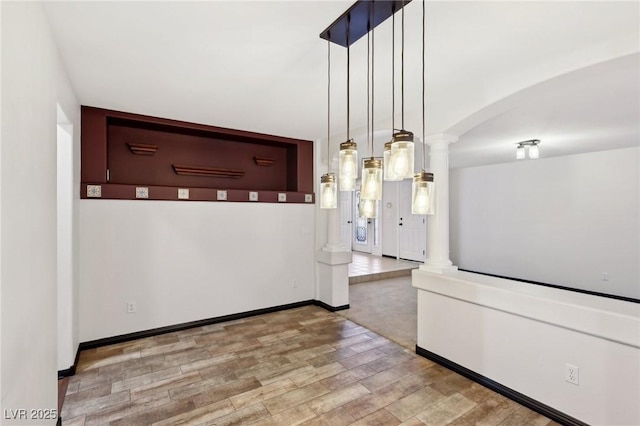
450 147 640 299
413 270 640 426
1 1 80 422
79 201 315 342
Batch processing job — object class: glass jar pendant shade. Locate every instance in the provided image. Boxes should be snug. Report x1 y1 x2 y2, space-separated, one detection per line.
528 144 539 159
412 171 434 215
383 142 401 181
391 132 415 179
361 158 383 201
339 140 358 191
320 173 337 209
359 198 377 219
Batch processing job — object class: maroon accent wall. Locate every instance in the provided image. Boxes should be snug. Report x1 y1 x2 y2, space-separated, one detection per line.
81 106 315 203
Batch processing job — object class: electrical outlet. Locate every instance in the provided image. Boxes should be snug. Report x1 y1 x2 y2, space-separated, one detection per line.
127 301 136 314
292 279 298 288
565 364 579 385
601 272 609 281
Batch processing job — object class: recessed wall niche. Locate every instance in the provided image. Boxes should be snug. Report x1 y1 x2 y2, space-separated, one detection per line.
81 106 314 203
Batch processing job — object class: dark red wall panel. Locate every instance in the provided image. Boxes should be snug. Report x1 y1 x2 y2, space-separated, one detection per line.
80 106 315 203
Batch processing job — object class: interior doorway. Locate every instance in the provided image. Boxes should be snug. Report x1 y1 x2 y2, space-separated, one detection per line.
352 187 379 254
398 180 427 262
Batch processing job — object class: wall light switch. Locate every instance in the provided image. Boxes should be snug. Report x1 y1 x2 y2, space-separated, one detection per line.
87 185 102 198
136 187 149 199
178 188 189 200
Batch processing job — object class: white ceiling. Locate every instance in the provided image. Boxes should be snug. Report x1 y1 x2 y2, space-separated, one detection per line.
43 1 640 169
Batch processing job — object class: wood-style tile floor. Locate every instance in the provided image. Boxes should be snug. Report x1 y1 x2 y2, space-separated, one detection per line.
349 253 418 284
62 306 555 425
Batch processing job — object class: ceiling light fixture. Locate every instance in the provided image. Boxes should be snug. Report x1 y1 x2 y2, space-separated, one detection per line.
320 38 337 209
516 139 541 160
390 1 415 179
412 0 434 215
360 11 382 219
321 1 412 198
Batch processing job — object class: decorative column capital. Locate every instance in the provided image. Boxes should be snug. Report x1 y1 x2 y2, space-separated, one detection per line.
425 133 458 148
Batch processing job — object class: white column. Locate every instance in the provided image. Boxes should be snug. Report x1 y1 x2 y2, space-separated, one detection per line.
324 206 343 251
420 133 458 274
316 153 351 309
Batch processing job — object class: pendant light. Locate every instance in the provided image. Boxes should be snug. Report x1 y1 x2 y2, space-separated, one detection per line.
383 142 400 181
320 38 337 209
339 22 357 191
359 198 378 219
390 1 415 180
412 0 435 215
384 8 401 182
359 11 383 219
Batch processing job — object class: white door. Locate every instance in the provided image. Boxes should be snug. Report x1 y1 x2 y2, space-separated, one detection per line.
340 190 352 250
352 189 375 253
381 181 399 258
398 180 427 261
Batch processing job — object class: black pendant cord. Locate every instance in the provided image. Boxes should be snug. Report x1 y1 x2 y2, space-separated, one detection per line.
371 6 375 157
401 2 405 130
347 21 351 141
327 38 331 172
422 0 426 170
392 9 395 135
367 24 371 157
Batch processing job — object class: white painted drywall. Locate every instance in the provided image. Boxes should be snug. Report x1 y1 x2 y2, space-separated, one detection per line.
57 124 73 371
450 147 640 299
1 1 80 422
78 201 315 342
413 270 640 425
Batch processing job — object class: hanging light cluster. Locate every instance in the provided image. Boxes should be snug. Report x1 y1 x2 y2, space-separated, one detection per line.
320 0 434 217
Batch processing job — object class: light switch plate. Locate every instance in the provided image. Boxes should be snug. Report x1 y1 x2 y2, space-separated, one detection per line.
249 191 259 202
136 187 149 199
87 185 102 198
305 194 313 203
178 188 189 200
278 193 287 202
217 190 227 201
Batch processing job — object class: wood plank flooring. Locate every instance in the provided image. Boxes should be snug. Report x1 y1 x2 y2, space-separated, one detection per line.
62 306 556 425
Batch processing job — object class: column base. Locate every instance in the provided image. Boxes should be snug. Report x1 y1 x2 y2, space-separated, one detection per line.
322 244 349 254
316 249 352 309
419 263 458 274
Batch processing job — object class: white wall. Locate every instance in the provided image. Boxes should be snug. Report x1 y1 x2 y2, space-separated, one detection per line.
79 201 315 342
413 270 640 426
57 120 80 372
450 147 640 299
1 1 80 422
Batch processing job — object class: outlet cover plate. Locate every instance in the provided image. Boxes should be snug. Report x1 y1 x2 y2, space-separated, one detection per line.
217 190 227 201
565 364 579 385
178 188 189 200
249 191 259 202
278 193 287 202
